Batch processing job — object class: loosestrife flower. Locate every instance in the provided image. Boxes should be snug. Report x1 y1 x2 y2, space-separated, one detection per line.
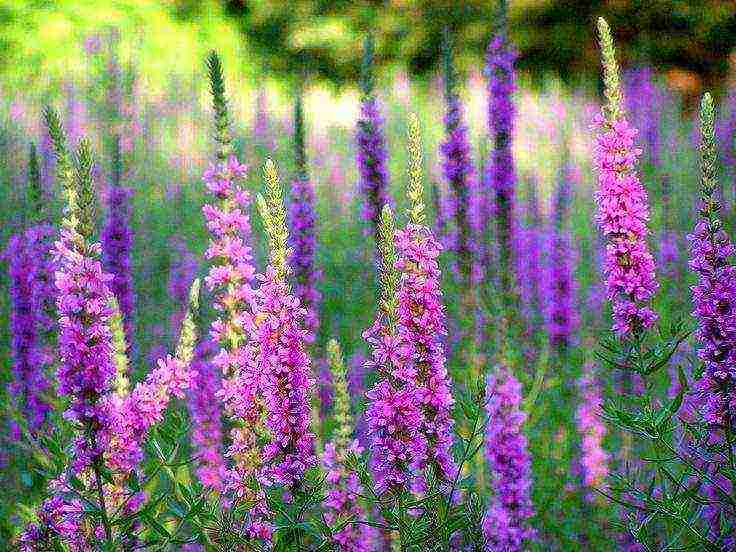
101 148 135 352
440 29 481 287
396 114 456 485
483 367 536 550
168 238 226 490
365 206 427 494
20 111 115 550
189 340 226 490
576 361 610 502
6 147 57 438
322 339 371 551
202 52 269 539
688 93 736 429
357 34 390 246
256 160 317 490
395 224 456 483
592 19 658 336
19 494 86 552
623 67 663 170
105 278 199 476
485 5 518 293
5 230 54 438
547 162 579 351
53 145 116 474
289 93 320 342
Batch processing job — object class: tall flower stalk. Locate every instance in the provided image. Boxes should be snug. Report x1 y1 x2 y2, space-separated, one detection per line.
169 238 226 491
440 27 480 288
547 151 579 354
688 93 736 449
483 367 536 550
485 0 518 297
45 107 117 545
357 33 390 250
6 146 55 438
592 19 658 336
255 159 317 490
397 114 456 485
322 339 371 550
102 134 135 352
364 205 426 495
289 89 320 342
201 52 268 538
575 360 609 503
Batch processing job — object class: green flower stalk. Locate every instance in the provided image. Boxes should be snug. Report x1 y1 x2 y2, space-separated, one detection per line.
44 106 78 230
327 339 353 453
322 338 371 549
259 159 290 282
206 50 233 161
378 204 400 328
406 113 425 225
597 18 623 124
109 297 130 397
74 138 97 241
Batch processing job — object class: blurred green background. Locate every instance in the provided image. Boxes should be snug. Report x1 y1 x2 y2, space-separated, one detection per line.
2 0 735 98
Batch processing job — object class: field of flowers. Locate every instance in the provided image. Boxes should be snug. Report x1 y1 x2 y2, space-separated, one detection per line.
0 8 735 551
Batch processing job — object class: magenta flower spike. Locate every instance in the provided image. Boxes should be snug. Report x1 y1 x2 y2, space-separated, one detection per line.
592 19 658 336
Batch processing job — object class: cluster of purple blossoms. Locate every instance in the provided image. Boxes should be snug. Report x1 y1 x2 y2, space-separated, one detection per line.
252 266 317 489
441 93 481 286
357 96 391 244
167 238 226 491
201 156 266 515
483 367 536 550
288 174 320 342
484 31 518 287
19 494 86 551
395 224 456 484
5 229 54 438
322 440 371 550
592 116 658 335
364 319 427 494
575 361 610 503
717 88 736 199
546 229 579 351
687 218 736 427
188 340 226 491
105 355 192 475
53 229 116 474
102 180 135 350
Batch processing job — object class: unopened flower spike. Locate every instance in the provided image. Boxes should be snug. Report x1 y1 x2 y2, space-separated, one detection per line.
27 143 47 222
44 106 76 223
205 50 232 161
597 18 623 123
327 338 353 452
294 87 308 180
406 113 425 225
175 278 201 366
378 204 399 326
699 93 718 214
74 138 97 241
109 296 130 397
360 32 375 98
261 159 290 281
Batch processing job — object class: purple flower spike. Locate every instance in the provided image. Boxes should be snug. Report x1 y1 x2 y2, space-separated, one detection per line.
483 367 536 550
